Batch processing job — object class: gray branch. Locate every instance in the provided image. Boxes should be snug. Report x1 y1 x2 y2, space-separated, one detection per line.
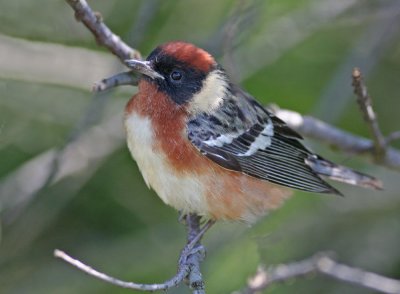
54 249 187 291
237 253 400 294
55 215 213 293
273 107 400 171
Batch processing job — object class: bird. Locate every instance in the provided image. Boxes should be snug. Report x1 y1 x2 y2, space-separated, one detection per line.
122 41 382 224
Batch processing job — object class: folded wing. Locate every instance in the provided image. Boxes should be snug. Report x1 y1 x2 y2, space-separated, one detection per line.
187 87 340 194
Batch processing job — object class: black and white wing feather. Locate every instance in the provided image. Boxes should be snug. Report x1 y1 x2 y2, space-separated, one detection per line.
187 86 340 194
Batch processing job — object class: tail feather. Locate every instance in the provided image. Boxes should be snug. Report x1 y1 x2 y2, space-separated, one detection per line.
306 155 383 191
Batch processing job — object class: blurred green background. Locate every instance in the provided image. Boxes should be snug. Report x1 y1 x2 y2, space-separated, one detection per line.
1 0 400 293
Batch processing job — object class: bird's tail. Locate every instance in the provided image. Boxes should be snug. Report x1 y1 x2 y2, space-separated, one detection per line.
306 155 383 191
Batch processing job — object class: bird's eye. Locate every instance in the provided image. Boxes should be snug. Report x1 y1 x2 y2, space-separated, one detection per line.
170 70 182 81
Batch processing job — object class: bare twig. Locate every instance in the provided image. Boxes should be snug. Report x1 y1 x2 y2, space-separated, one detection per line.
273 108 400 171
237 252 400 294
314 3 400 123
65 0 141 62
93 71 140 92
220 0 247 82
232 1 358 80
352 67 387 158
55 214 213 292
125 0 161 47
54 249 188 291
386 131 400 145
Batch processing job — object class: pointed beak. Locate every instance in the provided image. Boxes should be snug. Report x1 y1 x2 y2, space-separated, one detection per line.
124 59 164 80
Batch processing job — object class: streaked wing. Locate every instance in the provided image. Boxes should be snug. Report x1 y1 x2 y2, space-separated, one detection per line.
187 86 338 194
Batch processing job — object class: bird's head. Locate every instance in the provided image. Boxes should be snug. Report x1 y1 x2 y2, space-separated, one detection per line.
125 41 230 115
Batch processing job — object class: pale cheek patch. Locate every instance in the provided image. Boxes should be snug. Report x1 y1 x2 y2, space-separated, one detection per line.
188 70 228 114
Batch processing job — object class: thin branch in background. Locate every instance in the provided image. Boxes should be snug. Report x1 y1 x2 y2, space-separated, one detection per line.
0 114 125 260
386 131 400 145
352 67 387 158
233 1 358 81
125 0 161 47
209 0 261 81
11 0 146 220
237 253 400 294
221 0 247 82
206 0 265 59
42 0 146 207
314 2 400 123
45 90 111 183
65 0 141 62
2 88 111 226
55 215 213 293
1 88 118 260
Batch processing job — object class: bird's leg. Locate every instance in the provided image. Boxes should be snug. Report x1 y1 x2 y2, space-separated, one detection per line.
188 219 215 249
180 216 215 264
178 210 187 224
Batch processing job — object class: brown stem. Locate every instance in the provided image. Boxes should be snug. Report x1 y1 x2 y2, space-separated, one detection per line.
352 67 386 160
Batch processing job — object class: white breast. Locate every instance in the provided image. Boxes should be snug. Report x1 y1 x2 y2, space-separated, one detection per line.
124 112 209 215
